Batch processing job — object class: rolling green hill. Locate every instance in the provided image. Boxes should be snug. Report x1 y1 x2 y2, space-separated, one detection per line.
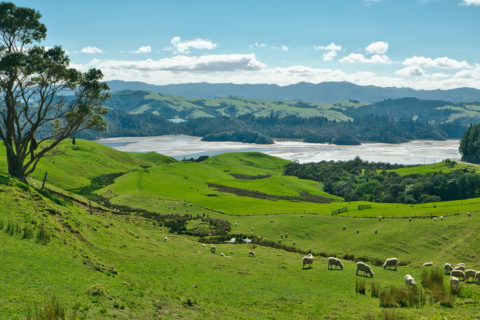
1 141 480 319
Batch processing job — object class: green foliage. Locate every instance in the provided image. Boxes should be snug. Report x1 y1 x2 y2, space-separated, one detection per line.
86 284 107 296
35 224 50 245
379 285 425 308
22 224 34 240
356 279 366 295
460 123 480 163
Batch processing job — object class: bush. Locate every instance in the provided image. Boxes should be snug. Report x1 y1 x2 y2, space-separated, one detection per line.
371 281 380 298
36 224 51 245
87 284 107 296
23 225 34 240
379 285 425 308
26 296 86 320
356 279 366 295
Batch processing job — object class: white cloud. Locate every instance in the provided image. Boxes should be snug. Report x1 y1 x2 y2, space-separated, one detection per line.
323 51 338 61
313 42 342 51
250 42 267 48
460 0 480 6
250 42 289 51
403 56 471 69
313 42 342 61
133 45 152 54
340 53 391 64
396 66 426 77
170 36 217 54
280 45 289 51
81 46 103 54
366 41 389 55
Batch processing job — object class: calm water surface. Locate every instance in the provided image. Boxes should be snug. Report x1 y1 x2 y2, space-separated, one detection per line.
97 135 460 165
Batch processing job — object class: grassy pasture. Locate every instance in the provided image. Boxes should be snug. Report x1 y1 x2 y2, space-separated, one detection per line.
1 179 480 319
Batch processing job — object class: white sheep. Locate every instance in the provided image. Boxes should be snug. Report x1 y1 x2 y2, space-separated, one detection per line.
450 276 460 291
423 262 433 267
356 229 359 234
328 257 343 270
249 251 255 258
220 252 225 257
440 216 444 221
356 261 374 278
285 232 288 238
453 265 466 271
450 269 465 281
234 223 238 227
280 234 283 239
404 274 416 288
269 219 273 223
302 254 314 269
342 225 346 230
164 236 168 242
201 244 206 248
433 217 437 222
278 239 282 244
378 216 382 221
467 212 471 217
409 217 412 223
475 271 480 284
444 263 453 275
210 245 216 253
251 226 254 231
383 258 398 271
292 241 296 246
465 269 477 283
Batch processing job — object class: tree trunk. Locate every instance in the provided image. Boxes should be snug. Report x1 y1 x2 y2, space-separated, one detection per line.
6 146 27 183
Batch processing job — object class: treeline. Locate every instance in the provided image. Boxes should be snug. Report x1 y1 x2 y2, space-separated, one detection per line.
78 110 465 145
284 158 480 203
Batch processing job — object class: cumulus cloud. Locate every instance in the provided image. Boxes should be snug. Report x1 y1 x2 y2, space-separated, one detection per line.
340 53 391 64
403 56 471 69
81 46 103 54
366 41 389 55
395 66 426 77
170 36 217 54
133 45 152 54
460 0 480 5
313 42 342 61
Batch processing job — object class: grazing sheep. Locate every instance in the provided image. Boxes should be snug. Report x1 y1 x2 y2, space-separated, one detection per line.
454 265 466 272
342 225 347 230
433 217 437 222
450 276 460 291
356 229 359 234
374 229 378 234
269 219 273 223
455 263 465 268
278 239 282 244
475 271 480 284
467 212 471 217
405 274 416 288
409 217 412 223
234 223 238 227
356 262 374 278
440 216 444 221
444 263 453 275
292 241 296 246
383 258 398 271
328 257 343 270
201 244 206 248
450 269 465 281
249 251 255 258
378 216 382 221
465 269 477 283
251 226 254 231
210 245 216 253
280 234 283 239
302 254 314 269
285 232 288 238
220 253 225 257
423 262 433 267
164 236 168 242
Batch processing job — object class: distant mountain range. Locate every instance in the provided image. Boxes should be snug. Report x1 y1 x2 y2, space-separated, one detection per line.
107 80 480 103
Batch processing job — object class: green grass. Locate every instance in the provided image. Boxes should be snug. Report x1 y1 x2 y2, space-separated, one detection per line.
1 141 480 318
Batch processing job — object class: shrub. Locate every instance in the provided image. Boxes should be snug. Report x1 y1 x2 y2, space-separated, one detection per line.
26 296 65 320
421 268 451 303
36 224 51 245
383 310 405 320
5 221 16 236
371 281 380 298
379 285 425 308
356 279 366 295
23 225 35 240
87 284 107 296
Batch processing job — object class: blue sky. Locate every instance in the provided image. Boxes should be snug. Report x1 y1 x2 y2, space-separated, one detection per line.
11 0 480 89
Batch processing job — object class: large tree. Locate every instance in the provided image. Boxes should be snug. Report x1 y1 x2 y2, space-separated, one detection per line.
0 2 109 182
459 123 480 164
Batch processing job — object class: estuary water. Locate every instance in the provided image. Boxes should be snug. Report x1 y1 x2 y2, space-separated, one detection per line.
97 135 461 165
